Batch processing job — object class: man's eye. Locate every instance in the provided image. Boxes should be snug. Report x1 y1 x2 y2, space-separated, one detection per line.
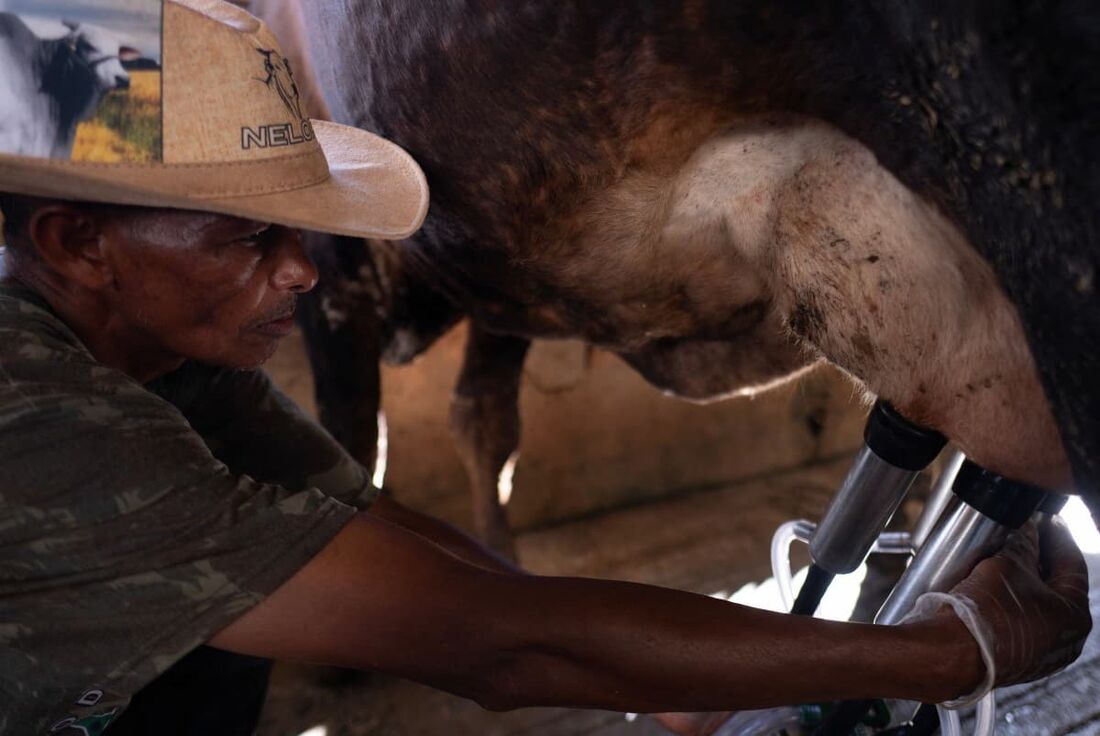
231 230 270 247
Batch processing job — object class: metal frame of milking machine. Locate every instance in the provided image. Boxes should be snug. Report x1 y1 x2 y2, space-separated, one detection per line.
729 400 1064 736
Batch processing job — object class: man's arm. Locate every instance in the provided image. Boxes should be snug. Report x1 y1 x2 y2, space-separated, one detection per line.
370 495 525 575
210 509 1082 714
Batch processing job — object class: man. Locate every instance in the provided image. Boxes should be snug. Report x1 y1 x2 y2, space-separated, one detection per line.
0 1 1090 735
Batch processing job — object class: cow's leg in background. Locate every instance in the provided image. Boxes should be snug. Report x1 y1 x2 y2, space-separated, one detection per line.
449 325 531 560
297 230 385 474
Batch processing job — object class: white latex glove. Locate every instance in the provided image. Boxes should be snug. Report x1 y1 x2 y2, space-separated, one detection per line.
905 516 1091 708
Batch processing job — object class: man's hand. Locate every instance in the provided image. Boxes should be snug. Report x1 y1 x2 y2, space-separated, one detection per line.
914 515 1091 705
957 516 1090 685
654 516 1092 731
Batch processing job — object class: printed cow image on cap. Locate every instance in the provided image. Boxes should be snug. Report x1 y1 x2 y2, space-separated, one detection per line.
0 0 162 162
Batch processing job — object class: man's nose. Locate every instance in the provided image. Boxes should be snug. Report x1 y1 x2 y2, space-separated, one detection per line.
269 228 319 293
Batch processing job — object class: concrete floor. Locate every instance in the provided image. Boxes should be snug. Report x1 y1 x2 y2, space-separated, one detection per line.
258 456 1100 735
979 572 1100 736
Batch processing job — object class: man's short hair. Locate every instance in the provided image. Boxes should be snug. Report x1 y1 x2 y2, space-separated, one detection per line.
0 193 38 250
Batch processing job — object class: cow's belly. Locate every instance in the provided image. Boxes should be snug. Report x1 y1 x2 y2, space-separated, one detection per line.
533 117 1070 490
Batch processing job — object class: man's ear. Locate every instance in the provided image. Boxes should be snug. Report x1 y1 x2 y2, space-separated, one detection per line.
27 205 113 290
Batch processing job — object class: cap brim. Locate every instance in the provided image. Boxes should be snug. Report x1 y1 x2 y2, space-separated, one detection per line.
205 120 430 239
0 120 429 241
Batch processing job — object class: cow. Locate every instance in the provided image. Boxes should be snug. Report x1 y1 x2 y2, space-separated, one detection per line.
252 0 1099 558
0 13 139 159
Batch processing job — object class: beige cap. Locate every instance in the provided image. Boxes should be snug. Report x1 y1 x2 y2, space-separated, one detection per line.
0 0 428 240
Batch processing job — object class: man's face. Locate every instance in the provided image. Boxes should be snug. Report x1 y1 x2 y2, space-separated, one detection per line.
95 207 318 369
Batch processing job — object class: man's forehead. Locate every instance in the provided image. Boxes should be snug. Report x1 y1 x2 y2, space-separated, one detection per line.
186 211 272 234
96 205 272 235
37 204 279 254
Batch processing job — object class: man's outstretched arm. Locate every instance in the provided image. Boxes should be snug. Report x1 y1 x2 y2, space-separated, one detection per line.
208 510 1087 713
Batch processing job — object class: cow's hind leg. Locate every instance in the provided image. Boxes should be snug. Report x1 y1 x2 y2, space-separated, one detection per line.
449 324 531 560
297 231 384 474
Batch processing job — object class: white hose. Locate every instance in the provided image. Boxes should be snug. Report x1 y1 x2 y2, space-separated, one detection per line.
937 705 962 736
932 631 997 736
712 708 802 736
770 520 803 612
972 691 996 736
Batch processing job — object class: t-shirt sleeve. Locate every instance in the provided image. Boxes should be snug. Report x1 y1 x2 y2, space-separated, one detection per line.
0 320 358 729
156 363 380 511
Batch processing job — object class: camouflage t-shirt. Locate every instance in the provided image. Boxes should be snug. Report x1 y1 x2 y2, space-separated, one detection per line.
0 282 377 734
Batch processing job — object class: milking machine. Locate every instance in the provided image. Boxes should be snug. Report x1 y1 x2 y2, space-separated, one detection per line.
720 400 1064 736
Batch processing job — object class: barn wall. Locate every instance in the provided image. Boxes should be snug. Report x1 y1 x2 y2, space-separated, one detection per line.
268 321 867 534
